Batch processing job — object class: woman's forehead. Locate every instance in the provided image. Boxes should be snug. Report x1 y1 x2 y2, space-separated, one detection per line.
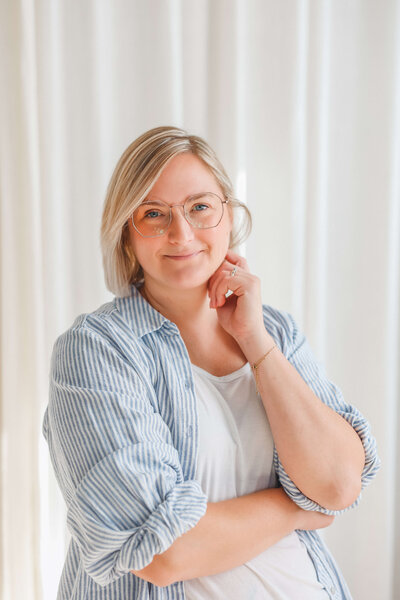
147 154 222 198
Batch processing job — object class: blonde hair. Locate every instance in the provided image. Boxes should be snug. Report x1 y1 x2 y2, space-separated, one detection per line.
100 125 252 297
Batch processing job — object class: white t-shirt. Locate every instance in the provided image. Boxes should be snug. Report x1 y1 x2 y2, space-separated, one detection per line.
183 361 329 600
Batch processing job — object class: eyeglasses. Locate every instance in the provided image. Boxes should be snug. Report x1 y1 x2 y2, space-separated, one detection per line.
131 192 230 238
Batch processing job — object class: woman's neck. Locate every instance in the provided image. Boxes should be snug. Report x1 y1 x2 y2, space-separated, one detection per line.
140 280 218 334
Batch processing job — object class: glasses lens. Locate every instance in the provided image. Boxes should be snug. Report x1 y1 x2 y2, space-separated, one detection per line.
132 200 170 237
132 193 224 237
185 193 222 228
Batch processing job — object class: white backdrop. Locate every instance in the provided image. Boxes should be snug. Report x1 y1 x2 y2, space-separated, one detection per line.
1 1 399 599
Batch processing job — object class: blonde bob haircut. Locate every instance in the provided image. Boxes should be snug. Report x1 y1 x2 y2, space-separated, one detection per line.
100 125 252 297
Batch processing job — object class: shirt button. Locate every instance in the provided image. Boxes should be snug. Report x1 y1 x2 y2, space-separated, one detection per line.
184 380 192 389
186 426 193 437
330 585 336 595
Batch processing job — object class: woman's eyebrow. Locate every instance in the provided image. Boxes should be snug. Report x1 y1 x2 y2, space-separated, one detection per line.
143 192 207 204
141 198 166 205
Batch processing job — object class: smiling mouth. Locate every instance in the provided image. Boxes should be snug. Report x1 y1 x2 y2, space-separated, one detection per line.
165 251 202 259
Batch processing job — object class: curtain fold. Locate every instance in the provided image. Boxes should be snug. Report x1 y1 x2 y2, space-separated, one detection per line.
1 1 398 598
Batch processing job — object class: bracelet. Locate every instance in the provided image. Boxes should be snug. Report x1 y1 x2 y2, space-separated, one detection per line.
251 344 277 395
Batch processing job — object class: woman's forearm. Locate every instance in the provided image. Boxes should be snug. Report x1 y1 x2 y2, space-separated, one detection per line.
239 332 365 510
150 487 332 586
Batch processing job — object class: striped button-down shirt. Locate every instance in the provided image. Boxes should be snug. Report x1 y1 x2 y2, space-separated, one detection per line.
42 284 381 599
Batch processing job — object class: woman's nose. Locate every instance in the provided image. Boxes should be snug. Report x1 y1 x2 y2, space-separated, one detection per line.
167 206 195 243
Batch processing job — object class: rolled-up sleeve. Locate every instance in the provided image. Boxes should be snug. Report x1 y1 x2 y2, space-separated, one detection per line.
45 320 208 586
266 308 382 516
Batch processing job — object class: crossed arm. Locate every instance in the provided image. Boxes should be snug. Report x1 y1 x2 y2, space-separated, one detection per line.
131 331 366 587
130 487 336 587
240 329 366 510
50 314 378 590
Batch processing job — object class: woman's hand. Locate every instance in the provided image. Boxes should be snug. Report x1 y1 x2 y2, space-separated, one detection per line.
296 508 335 531
207 249 266 343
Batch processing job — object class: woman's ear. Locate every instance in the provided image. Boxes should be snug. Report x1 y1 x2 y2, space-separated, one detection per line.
227 203 234 244
225 196 232 223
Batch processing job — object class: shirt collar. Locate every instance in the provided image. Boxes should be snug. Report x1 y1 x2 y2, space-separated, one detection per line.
115 283 180 338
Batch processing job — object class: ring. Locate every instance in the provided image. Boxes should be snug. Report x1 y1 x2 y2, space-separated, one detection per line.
225 289 234 298
231 266 238 277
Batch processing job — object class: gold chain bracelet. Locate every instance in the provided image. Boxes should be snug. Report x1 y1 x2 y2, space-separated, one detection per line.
251 344 277 395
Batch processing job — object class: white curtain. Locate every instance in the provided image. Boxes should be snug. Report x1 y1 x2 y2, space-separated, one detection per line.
1 1 399 598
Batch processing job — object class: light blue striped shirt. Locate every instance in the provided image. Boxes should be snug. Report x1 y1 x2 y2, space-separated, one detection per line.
42 283 381 599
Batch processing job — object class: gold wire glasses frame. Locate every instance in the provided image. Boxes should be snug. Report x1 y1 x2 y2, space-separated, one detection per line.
131 192 230 238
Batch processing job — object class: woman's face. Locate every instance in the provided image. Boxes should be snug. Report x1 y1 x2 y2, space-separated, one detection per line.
127 153 233 293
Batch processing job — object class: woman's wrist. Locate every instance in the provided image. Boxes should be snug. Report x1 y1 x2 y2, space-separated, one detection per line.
237 331 277 364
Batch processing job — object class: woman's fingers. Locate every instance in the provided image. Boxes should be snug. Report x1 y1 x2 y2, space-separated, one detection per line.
208 261 238 307
208 251 264 340
207 252 253 309
208 272 226 307
211 264 251 307
208 259 233 302
225 249 250 272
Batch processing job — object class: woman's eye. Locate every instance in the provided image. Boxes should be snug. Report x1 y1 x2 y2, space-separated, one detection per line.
192 203 209 212
144 210 163 219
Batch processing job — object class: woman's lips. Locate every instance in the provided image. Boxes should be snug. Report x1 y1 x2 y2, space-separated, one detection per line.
165 251 202 260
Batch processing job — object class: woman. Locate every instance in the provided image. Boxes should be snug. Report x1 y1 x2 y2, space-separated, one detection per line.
43 125 381 600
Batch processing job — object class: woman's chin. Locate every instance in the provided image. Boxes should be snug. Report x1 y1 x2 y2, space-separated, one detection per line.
147 268 211 291
165 274 210 290
144 253 225 291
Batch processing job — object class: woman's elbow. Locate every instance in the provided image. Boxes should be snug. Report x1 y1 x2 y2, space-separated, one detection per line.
339 478 362 509
324 477 362 511
131 554 174 588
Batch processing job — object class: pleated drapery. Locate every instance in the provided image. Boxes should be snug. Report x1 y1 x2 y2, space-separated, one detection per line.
1 1 399 599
